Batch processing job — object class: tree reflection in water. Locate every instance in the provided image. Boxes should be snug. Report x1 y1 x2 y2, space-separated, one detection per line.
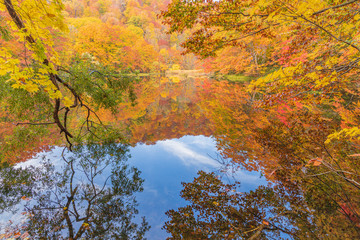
164 168 360 239
163 79 360 239
0 142 149 239
164 171 315 239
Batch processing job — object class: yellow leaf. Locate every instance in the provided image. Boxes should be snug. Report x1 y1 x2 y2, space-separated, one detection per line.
82 222 90 229
160 91 168 98
24 83 39 93
50 90 63 99
63 97 73 108
38 68 48 74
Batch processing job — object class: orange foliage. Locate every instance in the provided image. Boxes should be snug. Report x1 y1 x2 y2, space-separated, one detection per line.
97 76 214 145
72 20 157 71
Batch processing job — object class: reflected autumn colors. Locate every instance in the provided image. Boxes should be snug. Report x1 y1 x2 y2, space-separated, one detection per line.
165 77 360 238
114 75 213 145
1 76 360 238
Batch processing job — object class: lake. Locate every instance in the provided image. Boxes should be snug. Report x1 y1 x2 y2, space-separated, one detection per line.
0 76 266 239
1 76 358 239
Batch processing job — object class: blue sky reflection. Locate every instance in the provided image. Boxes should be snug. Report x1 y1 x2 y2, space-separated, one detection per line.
129 135 267 239
0 135 266 239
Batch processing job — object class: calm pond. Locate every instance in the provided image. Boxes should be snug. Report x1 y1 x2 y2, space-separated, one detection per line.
1 76 359 239
0 136 265 239
0 76 265 239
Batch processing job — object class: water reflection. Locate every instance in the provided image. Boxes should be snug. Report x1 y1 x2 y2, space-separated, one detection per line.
2 75 360 238
194 78 360 238
129 135 265 239
0 136 265 239
165 169 334 240
0 143 148 239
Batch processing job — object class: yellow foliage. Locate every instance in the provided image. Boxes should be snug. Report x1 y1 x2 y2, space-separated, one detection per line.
170 64 181 70
326 127 360 144
0 0 67 101
170 76 180 83
63 97 73 107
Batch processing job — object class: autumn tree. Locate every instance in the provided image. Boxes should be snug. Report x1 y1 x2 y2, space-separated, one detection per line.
162 0 360 142
161 0 360 208
70 18 157 71
0 0 139 153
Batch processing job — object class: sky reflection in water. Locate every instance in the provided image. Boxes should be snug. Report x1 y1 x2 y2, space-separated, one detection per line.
0 135 266 239
130 135 266 239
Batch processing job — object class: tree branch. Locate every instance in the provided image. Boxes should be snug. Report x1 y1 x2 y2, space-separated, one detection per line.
16 122 56 126
312 0 359 15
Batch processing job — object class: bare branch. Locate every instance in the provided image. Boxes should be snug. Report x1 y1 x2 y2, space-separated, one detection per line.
16 122 56 126
312 0 359 15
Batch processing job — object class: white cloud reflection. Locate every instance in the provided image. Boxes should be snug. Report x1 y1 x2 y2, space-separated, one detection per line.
156 136 265 186
157 138 220 168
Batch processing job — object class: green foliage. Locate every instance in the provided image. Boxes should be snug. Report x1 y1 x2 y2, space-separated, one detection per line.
0 25 11 41
223 74 252 83
127 16 146 29
0 75 53 122
59 57 137 114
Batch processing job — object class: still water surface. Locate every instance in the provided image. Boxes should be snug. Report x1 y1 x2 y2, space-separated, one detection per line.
2 76 359 239
0 135 265 239
130 135 266 238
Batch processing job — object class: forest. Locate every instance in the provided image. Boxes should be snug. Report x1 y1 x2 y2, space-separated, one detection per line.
1 0 360 239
